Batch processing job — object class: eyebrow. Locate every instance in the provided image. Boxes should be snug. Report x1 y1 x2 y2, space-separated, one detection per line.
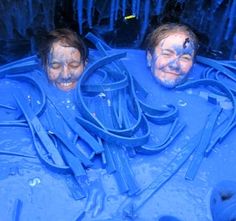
161 49 175 53
162 48 193 56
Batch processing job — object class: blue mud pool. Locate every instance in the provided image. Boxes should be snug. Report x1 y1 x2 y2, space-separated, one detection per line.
0 42 236 221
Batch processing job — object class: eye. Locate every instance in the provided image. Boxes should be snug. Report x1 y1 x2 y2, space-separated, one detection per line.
161 50 174 57
50 62 62 69
180 55 192 61
162 52 172 56
68 61 82 69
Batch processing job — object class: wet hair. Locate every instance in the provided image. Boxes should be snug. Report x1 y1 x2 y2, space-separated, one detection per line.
38 28 88 68
146 23 199 57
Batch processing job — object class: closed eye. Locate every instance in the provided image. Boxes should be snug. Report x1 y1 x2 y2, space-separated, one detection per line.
180 55 192 61
50 62 62 69
161 49 175 57
68 61 82 69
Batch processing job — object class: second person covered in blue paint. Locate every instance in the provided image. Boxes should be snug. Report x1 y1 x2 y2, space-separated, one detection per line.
146 23 199 88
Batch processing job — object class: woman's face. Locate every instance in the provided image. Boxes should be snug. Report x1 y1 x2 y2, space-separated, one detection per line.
46 41 85 91
147 32 195 88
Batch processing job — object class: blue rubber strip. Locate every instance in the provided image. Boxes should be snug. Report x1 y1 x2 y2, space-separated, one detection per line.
86 32 112 50
7 74 46 117
136 119 186 154
0 56 39 77
76 52 146 137
14 92 65 165
12 199 23 221
185 107 222 180
120 133 200 218
46 98 103 154
0 150 36 159
49 130 92 168
85 32 182 158
176 79 236 155
75 114 150 146
197 55 236 81
119 115 229 218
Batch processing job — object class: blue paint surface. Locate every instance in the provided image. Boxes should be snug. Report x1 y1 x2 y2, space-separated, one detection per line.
0 48 236 221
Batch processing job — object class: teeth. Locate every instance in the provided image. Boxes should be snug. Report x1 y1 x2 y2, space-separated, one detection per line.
60 82 73 87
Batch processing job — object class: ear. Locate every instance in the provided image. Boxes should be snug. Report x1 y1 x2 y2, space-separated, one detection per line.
146 51 152 67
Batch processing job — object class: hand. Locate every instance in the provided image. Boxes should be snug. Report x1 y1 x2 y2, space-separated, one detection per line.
85 178 106 217
210 180 236 221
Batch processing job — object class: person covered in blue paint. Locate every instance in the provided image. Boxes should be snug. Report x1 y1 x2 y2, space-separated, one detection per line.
38 28 88 91
146 23 199 88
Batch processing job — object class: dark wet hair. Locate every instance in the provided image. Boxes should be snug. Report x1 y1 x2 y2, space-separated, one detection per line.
38 28 88 68
146 23 199 56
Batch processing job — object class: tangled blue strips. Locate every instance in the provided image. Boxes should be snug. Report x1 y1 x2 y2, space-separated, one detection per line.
197 56 236 81
46 98 103 154
85 32 112 50
76 52 148 139
49 129 92 168
2 34 236 220
13 90 66 167
0 55 39 77
85 32 182 152
136 119 186 154
75 115 150 147
7 74 46 117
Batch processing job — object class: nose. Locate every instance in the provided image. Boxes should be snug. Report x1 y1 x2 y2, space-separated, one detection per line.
61 66 71 79
168 59 180 70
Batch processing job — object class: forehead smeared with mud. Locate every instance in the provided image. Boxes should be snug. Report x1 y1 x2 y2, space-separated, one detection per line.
183 37 190 48
146 23 198 56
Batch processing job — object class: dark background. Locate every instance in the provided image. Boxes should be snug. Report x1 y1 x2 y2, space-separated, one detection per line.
0 0 236 65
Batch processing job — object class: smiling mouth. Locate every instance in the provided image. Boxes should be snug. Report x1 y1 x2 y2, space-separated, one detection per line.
56 82 76 91
163 70 179 75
